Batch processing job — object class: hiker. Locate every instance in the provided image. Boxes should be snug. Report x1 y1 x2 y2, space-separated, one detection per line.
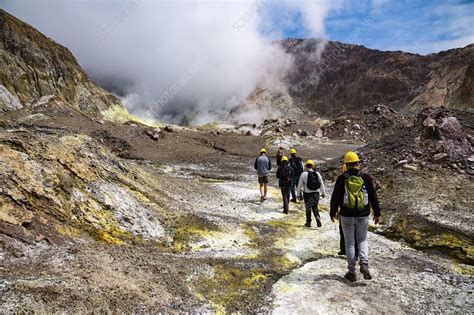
330 151 381 282
288 148 304 202
254 148 271 202
276 156 294 214
338 164 359 257
276 144 285 166
297 160 325 227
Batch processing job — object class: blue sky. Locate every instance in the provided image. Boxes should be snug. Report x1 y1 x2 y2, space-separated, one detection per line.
263 0 474 54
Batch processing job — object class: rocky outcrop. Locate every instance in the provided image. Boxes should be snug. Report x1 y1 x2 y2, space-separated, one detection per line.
0 9 120 114
321 106 474 264
280 39 474 117
0 84 22 111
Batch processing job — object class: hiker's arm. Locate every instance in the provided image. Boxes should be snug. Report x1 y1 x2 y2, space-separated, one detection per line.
365 175 381 217
317 172 326 197
254 158 258 170
296 173 304 196
268 158 272 170
330 176 344 218
276 167 281 178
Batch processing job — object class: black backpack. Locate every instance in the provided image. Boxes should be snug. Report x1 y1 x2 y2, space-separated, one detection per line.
307 171 321 190
281 167 292 186
291 157 304 176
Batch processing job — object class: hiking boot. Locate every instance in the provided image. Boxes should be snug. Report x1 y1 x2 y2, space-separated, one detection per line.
344 271 357 282
283 210 288 214
260 196 264 202
360 264 372 280
338 251 345 256
316 218 322 227
290 198 297 203
304 222 311 227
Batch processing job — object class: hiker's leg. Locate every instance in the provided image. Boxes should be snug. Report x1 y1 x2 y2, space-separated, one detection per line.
303 193 312 224
340 216 356 273
311 193 320 219
290 178 296 200
259 183 264 197
339 221 346 254
355 230 359 257
355 216 369 265
263 183 268 198
281 187 289 213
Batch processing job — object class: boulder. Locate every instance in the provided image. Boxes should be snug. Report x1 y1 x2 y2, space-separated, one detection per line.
315 128 324 138
31 95 56 108
146 128 163 140
164 125 181 132
438 117 464 142
432 152 449 163
0 85 23 110
403 164 418 171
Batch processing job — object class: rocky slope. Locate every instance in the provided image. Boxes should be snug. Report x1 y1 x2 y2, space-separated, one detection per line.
320 105 474 265
0 9 119 114
281 38 474 116
1 101 472 313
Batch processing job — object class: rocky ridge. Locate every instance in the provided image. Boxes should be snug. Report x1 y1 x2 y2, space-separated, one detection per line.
280 39 474 117
0 9 119 114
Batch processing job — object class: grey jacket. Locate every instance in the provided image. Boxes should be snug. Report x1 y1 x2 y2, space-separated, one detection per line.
254 155 271 176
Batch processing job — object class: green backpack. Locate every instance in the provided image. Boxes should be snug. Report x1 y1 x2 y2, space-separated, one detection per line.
343 174 368 210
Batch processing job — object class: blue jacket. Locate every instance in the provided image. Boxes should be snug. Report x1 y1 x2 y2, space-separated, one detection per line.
254 155 271 176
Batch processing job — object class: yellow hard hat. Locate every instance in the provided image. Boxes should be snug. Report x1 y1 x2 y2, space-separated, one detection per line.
260 148 267 154
306 159 314 167
281 155 289 162
343 151 360 164
289 148 297 154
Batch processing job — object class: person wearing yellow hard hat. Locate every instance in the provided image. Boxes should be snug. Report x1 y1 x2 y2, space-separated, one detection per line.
338 161 359 257
276 144 285 166
330 151 381 282
288 148 304 202
296 159 326 227
276 155 294 214
254 148 272 202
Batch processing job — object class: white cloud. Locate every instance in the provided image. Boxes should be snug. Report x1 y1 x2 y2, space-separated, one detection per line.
4 0 342 125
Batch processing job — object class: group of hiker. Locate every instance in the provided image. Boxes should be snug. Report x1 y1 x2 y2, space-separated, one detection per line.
254 147 381 282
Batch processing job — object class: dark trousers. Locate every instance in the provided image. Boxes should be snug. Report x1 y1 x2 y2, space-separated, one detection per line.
303 192 320 223
281 187 291 213
339 221 359 256
290 175 301 200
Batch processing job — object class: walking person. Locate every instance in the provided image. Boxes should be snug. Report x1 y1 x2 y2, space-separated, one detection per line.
297 160 325 227
288 148 304 202
254 148 271 202
276 144 285 166
338 164 359 257
330 151 381 282
276 156 294 214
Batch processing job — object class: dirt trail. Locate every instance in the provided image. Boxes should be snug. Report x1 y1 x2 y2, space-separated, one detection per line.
187 173 473 313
